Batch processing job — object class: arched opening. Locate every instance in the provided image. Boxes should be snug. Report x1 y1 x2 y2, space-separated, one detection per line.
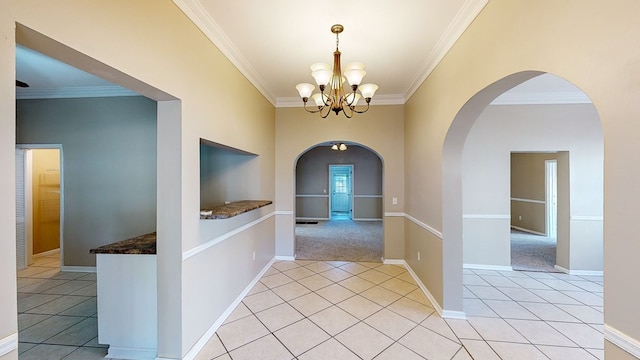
293 142 385 262
442 71 605 356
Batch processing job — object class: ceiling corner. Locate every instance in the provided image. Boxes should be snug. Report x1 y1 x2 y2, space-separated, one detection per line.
172 0 277 106
403 0 490 100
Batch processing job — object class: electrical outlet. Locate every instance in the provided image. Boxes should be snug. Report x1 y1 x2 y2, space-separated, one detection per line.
252 251 256 261
392 197 398 205
518 215 522 221
417 251 421 261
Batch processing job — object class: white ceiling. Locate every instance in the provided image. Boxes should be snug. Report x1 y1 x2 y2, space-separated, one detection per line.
14 0 590 105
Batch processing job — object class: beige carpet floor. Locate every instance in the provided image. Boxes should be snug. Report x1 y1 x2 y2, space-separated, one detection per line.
295 220 383 262
511 229 558 272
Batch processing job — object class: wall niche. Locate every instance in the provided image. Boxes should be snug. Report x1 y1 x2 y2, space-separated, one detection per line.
200 138 267 218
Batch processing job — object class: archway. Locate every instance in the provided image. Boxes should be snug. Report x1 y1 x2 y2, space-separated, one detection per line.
443 70 604 315
293 142 385 262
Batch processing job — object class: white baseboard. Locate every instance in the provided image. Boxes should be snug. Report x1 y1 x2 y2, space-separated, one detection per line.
274 255 296 261
383 259 405 265
108 346 157 360
182 257 276 360
511 226 546 236
605 324 640 359
401 260 443 315
61 266 96 273
295 217 329 221
441 310 467 320
464 263 513 272
554 265 603 276
33 248 60 257
0 332 17 356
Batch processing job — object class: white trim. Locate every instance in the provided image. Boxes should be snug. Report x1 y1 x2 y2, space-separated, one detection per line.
16 85 139 100
404 0 489 100
441 310 468 320
33 248 60 257
511 197 546 204
275 256 296 261
61 266 97 273
405 214 443 239
384 212 405 217
571 215 604 221
462 214 510 219
511 225 546 236
383 259 405 265
0 333 18 356
554 265 603 276
296 217 329 221
402 260 446 317
108 346 156 360
353 194 383 198
295 194 329 198
185 212 274 261
275 210 294 215
172 0 275 105
464 263 513 272
491 91 592 105
604 324 640 359
182 258 276 360
276 94 406 107
353 218 383 222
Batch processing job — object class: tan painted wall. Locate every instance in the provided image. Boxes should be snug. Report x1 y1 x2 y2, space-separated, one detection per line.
1 1 275 357
511 153 558 234
275 105 405 260
404 0 640 354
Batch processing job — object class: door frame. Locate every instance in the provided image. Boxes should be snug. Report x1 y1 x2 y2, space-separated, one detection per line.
328 164 354 219
16 144 64 268
545 159 558 238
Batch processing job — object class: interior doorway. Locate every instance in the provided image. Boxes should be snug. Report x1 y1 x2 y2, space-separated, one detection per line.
15 146 63 269
546 159 558 238
329 164 353 220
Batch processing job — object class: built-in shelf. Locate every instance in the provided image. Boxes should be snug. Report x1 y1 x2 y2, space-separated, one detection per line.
200 200 272 220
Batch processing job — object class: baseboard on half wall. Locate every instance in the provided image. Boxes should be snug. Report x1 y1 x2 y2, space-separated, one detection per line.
274 255 296 261
554 265 603 276
463 263 513 272
61 266 96 273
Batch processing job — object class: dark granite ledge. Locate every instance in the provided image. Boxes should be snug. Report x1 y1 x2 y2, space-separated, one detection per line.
90 232 156 255
200 200 272 220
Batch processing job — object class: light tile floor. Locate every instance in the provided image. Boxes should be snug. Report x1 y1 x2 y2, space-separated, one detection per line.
17 253 108 360
196 262 604 360
17 255 604 360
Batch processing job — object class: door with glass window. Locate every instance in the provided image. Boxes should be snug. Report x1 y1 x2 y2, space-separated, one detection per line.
329 165 353 219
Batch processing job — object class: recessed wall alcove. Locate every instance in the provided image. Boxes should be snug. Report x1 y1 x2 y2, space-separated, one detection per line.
199 138 270 219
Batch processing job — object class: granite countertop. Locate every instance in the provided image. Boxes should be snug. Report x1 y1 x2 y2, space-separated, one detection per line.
200 200 272 219
90 232 156 255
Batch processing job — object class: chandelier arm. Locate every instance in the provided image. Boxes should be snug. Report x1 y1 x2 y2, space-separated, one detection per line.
320 104 333 118
350 102 371 114
341 105 354 118
302 101 323 114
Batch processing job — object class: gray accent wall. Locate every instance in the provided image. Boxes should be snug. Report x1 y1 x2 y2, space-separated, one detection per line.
16 96 157 267
296 145 382 219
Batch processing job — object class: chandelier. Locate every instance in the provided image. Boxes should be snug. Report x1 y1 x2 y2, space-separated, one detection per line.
330 143 348 151
295 24 378 118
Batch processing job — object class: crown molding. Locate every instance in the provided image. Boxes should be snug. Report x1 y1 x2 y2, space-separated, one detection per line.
490 91 592 105
172 0 276 105
404 0 489 101
276 94 405 108
16 86 139 100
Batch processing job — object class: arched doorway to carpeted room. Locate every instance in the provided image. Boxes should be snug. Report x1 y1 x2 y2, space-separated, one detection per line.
294 142 384 263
